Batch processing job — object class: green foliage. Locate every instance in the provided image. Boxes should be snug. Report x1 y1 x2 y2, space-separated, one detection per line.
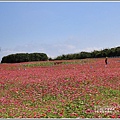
55 46 120 60
24 62 54 67
1 53 48 63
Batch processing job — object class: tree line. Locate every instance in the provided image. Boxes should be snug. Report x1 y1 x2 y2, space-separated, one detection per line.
1 53 48 63
1 46 120 63
54 46 120 60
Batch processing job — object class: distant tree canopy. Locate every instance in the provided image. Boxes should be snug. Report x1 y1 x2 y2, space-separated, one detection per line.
1 46 120 63
55 46 120 60
1 53 48 63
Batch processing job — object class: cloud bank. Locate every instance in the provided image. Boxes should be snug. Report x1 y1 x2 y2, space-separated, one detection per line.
0 42 102 62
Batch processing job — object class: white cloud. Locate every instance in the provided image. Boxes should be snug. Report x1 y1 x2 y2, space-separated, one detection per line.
0 42 103 62
0 48 27 61
82 47 102 52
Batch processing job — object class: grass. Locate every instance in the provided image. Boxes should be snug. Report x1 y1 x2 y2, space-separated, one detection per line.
1 81 120 118
0 58 120 118
23 59 94 68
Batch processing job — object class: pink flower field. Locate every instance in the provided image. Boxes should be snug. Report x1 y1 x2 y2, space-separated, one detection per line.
0 58 120 118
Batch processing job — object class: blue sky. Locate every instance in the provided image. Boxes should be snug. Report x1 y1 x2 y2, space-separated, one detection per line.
0 2 120 60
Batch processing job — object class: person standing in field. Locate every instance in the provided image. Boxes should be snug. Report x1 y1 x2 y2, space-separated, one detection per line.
105 57 108 65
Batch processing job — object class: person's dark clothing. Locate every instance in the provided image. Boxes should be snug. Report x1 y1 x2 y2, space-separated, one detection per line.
105 58 107 65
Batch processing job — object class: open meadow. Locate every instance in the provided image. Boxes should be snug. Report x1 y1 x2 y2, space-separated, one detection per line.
0 58 120 118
